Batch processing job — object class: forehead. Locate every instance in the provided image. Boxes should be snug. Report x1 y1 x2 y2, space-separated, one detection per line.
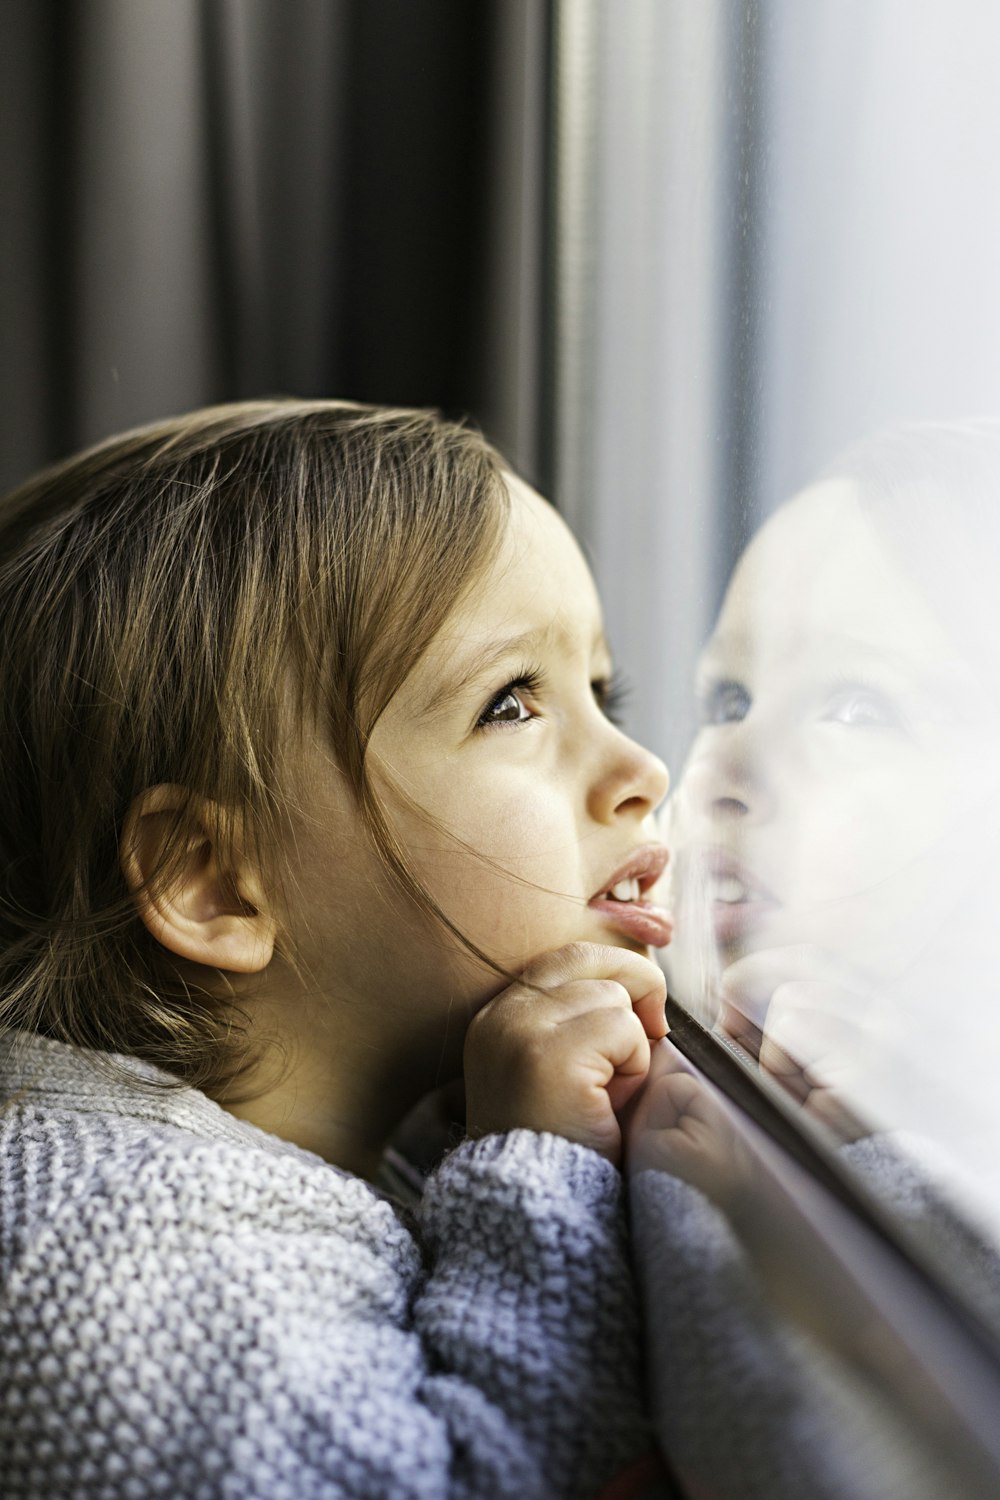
431 473 605 656
712 479 959 673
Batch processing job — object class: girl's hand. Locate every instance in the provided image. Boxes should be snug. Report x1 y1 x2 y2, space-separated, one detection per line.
464 943 668 1165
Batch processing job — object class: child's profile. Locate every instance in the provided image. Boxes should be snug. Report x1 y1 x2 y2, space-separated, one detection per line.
0 399 676 1499
664 420 1000 1207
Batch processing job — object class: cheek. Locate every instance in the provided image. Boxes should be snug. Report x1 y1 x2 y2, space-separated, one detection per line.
406 771 575 880
788 750 951 902
395 789 585 961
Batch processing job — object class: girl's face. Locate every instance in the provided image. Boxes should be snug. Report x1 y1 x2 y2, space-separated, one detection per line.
666 479 1000 999
282 476 670 1074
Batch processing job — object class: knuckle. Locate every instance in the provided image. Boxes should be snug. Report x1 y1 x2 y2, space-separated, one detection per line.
622 1008 648 1042
522 941 600 990
600 979 633 1009
558 940 600 973
564 978 628 1010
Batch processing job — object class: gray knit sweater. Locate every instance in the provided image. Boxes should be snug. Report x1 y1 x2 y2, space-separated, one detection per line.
0 1034 652 1500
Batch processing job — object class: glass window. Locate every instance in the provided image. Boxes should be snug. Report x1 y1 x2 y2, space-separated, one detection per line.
550 3 1000 1493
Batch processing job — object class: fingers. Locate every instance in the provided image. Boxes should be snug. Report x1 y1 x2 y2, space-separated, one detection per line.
626 1065 751 1201
717 944 864 1057
623 1042 708 1150
588 1009 652 1114
520 942 668 1039
464 943 665 1162
754 981 875 1143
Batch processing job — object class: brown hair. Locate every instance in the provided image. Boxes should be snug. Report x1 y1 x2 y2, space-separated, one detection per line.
0 399 508 1092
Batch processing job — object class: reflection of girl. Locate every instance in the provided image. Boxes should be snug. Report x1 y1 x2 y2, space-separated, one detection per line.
664 423 1000 1220
627 425 1000 1500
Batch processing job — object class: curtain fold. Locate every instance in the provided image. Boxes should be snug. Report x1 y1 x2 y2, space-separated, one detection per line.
0 0 549 493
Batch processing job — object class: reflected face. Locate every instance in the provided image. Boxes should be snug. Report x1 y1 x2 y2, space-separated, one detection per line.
667 480 1000 986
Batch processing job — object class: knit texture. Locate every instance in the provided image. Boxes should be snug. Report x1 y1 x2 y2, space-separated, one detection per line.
0 1033 651 1500
629 1141 985 1500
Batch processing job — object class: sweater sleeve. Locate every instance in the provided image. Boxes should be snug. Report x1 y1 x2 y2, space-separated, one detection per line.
840 1132 1000 1327
415 1130 654 1498
629 1161 971 1500
628 1167 870 1500
0 1108 652 1500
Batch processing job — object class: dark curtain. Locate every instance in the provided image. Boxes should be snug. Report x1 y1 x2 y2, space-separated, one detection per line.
0 0 549 494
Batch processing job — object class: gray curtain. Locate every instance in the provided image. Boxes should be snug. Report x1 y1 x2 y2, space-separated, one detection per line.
0 0 550 493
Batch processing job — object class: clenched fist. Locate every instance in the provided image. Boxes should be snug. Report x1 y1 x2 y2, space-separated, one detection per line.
464 942 667 1165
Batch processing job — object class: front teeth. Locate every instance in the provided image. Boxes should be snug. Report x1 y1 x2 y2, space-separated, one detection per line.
610 878 641 902
714 874 747 904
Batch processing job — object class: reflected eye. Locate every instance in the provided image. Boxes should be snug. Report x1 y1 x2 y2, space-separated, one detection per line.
823 684 902 729
700 679 752 726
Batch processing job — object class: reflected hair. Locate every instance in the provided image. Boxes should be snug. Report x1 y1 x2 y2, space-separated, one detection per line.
0 399 508 1093
825 417 1000 676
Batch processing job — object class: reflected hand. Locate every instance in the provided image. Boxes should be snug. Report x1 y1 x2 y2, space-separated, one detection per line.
718 946 885 1142
625 1041 756 1209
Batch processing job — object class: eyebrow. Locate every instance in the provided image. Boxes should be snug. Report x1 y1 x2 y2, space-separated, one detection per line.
699 631 933 677
429 622 612 716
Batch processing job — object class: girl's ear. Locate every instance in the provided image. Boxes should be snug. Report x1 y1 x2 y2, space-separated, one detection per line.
121 785 277 974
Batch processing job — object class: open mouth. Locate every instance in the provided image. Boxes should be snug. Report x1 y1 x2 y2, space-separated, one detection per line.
592 844 670 902
588 845 673 947
699 848 779 942
703 848 776 904
710 871 768 905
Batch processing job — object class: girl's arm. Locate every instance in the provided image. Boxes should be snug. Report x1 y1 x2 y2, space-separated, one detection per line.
415 1129 652 1497
0 1109 646 1500
1 943 667 1500
405 940 670 1497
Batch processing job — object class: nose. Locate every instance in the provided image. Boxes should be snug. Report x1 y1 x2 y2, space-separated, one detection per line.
683 729 766 823
587 726 670 825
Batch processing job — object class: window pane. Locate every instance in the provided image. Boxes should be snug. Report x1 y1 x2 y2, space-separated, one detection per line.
552 1 1000 1491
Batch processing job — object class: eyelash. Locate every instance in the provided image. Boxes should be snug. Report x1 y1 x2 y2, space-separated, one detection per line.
476 667 544 730
475 665 629 730
593 672 628 726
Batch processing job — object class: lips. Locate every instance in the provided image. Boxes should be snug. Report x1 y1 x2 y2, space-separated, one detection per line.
698 846 779 944
588 844 673 947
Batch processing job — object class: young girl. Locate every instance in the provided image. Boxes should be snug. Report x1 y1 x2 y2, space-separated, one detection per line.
0 400 675 1500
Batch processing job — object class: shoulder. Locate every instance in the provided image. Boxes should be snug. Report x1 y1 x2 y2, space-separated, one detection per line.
0 1092 435 1499
0 1086 425 1440
2 1090 415 1267
0 1067 424 1371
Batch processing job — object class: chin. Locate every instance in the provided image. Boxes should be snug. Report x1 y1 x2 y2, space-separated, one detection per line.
604 933 651 956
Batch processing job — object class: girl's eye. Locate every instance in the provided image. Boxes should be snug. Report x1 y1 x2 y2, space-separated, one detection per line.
823 685 902 730
478 688 532 727
700 679 752 726
476 670 542 729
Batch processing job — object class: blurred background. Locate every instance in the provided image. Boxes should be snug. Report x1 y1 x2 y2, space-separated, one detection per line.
0 0 550 492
